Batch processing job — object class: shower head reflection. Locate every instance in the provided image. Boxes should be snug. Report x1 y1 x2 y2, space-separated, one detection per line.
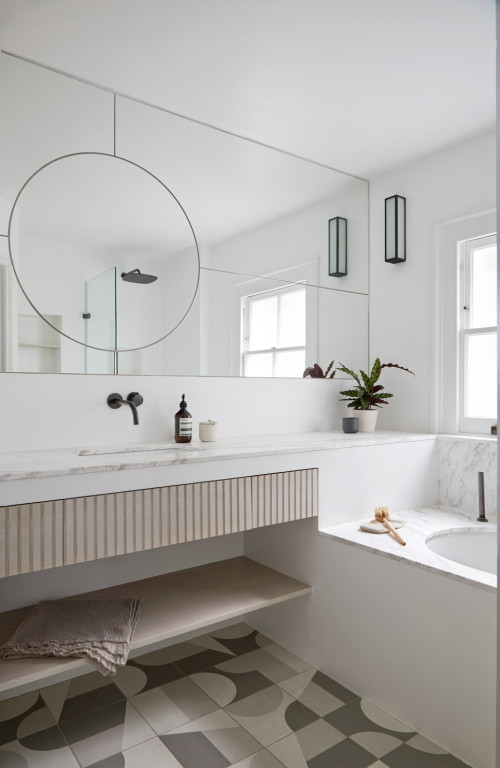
121 268 157 284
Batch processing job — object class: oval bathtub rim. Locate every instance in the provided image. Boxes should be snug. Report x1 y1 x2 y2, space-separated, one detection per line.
425 525 498 577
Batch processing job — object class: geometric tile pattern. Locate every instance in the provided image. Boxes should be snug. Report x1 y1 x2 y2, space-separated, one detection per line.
0 622 471 767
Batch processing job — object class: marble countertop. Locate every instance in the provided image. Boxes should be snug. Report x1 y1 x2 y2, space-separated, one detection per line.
0 431 435 481
321 506 497 592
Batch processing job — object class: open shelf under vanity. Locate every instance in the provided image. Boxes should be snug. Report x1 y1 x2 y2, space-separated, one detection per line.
0 556 311 700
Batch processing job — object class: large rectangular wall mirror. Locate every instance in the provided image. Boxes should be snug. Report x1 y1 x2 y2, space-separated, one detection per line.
0 52 369 378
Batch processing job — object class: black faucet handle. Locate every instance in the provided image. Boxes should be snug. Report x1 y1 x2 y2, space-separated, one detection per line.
127 392 144 407
107 392 123 409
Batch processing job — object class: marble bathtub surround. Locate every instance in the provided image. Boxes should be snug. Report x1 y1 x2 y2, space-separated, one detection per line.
437 436 497 520
321 506 497 591
0 623 470 767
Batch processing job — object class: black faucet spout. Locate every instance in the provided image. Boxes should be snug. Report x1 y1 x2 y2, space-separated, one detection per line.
107 392 143 425
477 471 488 522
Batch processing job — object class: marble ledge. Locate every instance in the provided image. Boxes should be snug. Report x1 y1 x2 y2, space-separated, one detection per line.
0 430 435 481
321 506 497 593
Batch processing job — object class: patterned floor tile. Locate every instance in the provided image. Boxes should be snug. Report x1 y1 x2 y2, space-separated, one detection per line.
230 748 286 767
324 699 416 740
350 732 403 759
311 671 359 704
40 672 124 724
382 744 471 767
215 648 304 684
86 736 182 767
279 669 345 716
0 738 80 767
365 763 390 768
261 644 311 674
0 624 467 768
268 718 345 767
130 676 219 733
172 649 235 676
191 667 274 707
225 685 296 747
359 700 415 734
206 623 272 656
405 734 449 754
60 699 155 767
307 737 375 768
0 693 40 724
160 709 261 767
114 658 184 697
0 693 58 749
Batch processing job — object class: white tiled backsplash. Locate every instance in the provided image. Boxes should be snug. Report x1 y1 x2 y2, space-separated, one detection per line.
437 436 497 520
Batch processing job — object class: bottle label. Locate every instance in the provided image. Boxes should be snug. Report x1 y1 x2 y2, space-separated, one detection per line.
179 417 192 436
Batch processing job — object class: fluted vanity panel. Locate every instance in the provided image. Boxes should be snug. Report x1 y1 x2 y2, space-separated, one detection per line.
0 469 318 576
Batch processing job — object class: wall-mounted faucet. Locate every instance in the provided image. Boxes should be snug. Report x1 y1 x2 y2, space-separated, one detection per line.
477 471 488 522
107 392 143 425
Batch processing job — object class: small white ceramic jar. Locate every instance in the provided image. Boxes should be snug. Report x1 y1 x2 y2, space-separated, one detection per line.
199 420 218 442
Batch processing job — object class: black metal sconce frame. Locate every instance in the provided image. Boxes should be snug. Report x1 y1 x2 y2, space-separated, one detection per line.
328 216 347 277
385 194 406 264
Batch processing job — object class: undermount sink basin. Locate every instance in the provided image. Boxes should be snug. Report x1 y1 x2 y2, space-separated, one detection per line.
77 443 203 456
426 527 497 575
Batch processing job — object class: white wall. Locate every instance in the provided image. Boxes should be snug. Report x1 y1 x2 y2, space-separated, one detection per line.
369 129 496 433
0 372 346 452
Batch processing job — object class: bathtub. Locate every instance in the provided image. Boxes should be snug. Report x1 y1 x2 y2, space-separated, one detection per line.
247 507 497 767
426 526 497 575
321 505 497 591
313 505 497 767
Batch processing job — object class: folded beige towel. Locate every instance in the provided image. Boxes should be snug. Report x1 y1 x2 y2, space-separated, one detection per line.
0 598 143 676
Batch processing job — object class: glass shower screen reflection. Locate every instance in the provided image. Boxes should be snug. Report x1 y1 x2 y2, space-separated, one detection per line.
84 267 117 374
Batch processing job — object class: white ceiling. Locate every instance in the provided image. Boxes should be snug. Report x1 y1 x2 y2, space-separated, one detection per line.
0 0 496 179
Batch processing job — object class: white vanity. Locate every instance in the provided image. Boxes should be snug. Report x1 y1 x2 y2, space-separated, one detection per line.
0 431 435 699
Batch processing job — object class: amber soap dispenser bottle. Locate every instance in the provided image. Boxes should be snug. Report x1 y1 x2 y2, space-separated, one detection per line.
175 394 192 443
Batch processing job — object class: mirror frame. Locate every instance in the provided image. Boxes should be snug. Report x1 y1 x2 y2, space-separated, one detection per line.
8 150 201 353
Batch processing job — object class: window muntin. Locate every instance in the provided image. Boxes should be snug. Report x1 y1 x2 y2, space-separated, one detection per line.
459 234 497 433
242 284 306 378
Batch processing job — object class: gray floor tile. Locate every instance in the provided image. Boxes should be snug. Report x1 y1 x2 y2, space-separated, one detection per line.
60 700 128 744
129 675 219 734
312 671 359 704
325 700 415 740
174 650 234 676
230 749 286 768
0 624 470 768
283 699 319 732
161 731 230 768
308 737 375 768
382 744 471 768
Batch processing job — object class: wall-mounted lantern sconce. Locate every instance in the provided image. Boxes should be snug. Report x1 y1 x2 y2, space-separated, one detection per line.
328 216 347 277
385 195 406 263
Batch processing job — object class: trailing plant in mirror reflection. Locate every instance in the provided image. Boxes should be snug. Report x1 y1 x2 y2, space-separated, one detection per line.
303 361 336 379
337 358 414 410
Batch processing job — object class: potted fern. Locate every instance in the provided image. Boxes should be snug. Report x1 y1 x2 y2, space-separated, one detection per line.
337 358 414 432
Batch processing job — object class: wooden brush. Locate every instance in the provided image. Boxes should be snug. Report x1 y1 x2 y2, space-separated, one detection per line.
374 506 406 546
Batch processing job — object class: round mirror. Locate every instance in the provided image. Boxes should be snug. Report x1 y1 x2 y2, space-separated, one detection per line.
8 152 200 351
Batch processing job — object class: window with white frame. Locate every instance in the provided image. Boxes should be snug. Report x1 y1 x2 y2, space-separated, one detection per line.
241 283 306 377
458 233 497 433
434 211 496 436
